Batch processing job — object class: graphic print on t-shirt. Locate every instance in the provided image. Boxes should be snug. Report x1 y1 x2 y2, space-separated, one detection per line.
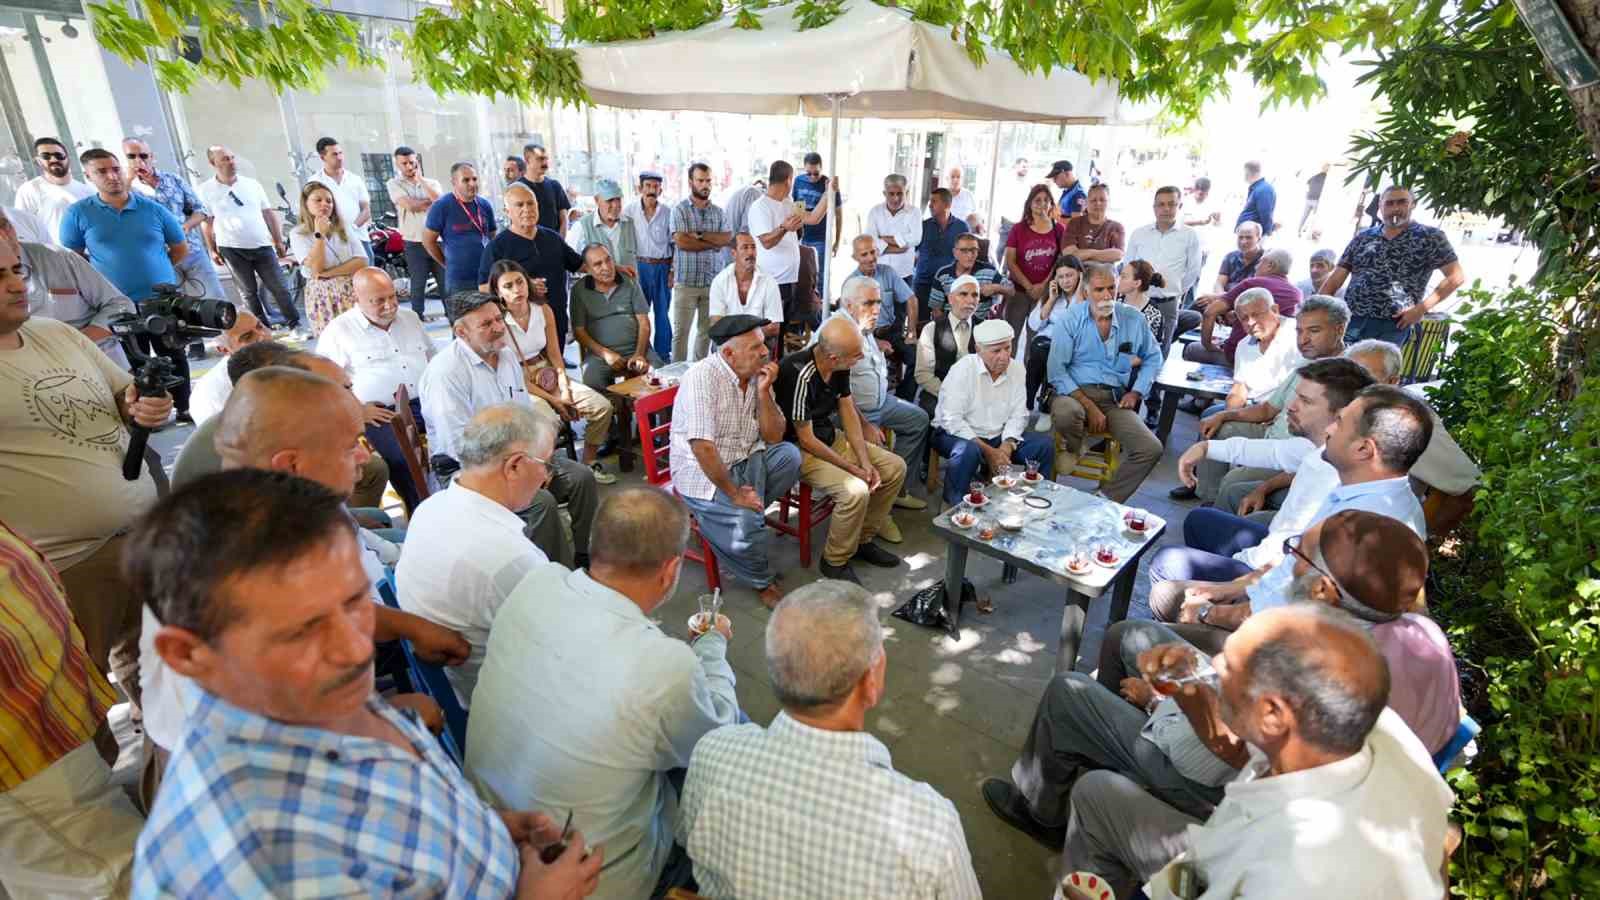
18 366 125 453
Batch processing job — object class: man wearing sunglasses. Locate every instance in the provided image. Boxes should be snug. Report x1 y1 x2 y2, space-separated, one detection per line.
199 145 305 335
13 137 92 245
123 138 227 305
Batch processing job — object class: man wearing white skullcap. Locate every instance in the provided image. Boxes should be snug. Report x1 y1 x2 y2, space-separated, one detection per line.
914 273 983 418
931 317 1056 508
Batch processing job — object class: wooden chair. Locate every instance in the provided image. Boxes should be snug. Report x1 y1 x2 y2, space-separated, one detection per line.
1053 430 1122 493
773 483 835 568
389 384 435 513
633 385 723 590
375 570 467 765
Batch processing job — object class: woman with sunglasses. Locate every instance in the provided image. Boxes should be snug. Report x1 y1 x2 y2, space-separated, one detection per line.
488 259 617 484
289 182 365 334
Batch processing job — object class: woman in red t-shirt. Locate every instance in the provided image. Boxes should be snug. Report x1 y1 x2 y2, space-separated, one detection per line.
1005 184 1069 308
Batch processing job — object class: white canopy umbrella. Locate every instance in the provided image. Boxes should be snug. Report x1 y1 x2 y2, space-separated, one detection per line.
572 1 1123 298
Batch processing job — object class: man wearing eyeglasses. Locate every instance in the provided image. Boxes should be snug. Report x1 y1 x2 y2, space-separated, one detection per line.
123 138 228 305
0 208 134 368
198 145 305 336
13 137 92 245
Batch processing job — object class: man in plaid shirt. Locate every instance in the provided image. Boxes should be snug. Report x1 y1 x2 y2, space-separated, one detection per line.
669 163 733 362
126 469 603 898
670 314 799 610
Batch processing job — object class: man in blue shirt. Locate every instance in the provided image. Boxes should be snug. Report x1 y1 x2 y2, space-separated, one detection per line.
913 188 968 324
1050 160 1086 219
792 152 842 289
60 147 195 420
1236 160 1277 235
422 162 497 293
1045 262 1164 502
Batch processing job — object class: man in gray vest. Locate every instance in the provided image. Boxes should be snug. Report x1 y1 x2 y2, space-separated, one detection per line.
567 178 639 280
914 274 981 418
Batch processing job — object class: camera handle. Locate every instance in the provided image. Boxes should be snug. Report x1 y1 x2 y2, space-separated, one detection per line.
121 353 182 482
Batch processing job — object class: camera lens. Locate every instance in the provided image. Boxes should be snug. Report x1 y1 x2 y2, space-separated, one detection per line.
174 296 238 330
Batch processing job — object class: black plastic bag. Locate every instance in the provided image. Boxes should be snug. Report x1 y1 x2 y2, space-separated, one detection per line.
893 579 976 639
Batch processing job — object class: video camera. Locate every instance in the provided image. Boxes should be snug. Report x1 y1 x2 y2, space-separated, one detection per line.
108 281 237 352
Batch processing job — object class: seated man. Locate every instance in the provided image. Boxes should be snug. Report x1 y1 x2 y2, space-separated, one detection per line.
397 404 554 708
932 318 1055 509
671 315 801 610
1296 247 1346 298
678 580 982 899
1177 294 1350 503
419 291 599 568
913 273 981 417
467 486 738 900
189 309 271 424
708 232 784 335
6 207 135 367
570 243 659 393
928 231 1009 322
0 519 144 897
316 266 438 511
1045 262 1164 503
1205 287 1302 418
849 233 919 399
1179 246 1300 365
816 275 931 532
127 470 601 896
776 316 907 583
1143 384 1433 653
1054 605 1451 899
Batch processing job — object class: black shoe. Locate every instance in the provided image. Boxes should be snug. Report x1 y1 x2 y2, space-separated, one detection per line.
819 561 862 584
1144 411 1160 430
981 778 1066 850
852 542 902 568
186 343 207 361
174 411 195 426
1168 484 1197 501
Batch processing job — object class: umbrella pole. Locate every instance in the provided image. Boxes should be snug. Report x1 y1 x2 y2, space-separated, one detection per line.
985 120 1002 237
825 93 842 308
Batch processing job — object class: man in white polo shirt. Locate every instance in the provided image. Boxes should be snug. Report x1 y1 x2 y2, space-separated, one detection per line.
397 403 553 708
198 144 304 334
307 136 373 261
316 267 437 511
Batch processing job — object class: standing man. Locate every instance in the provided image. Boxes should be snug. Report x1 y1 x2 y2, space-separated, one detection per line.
625 171 675 360
1236 160 1277 236
1062 184 1126 265
386 145 445 318
59 148 195 422
199 145 304 334
124 137 226 303
944 164 981 233
501 156 526 190
776 316 906 584
669 162 732 362
517 143 572 237
1299 162 1330 236
423 162 497 294
1045 263 1165 503
1125 186 1203 425
476 184 584 347
719 175 765 267
792 152 843 287
567 179 640 280
1319 185 1465 347
1050 160 1086 219
671 315 800 610
748 160 831 327
14 137 92 244
307 137 373 261
863 174 921 294
3 208 134 367
932 318 1055 509
912 188 969 325
570 244 658 392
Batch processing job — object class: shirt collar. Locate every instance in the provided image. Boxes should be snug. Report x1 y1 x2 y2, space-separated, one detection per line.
190 688 430 765
1222 740 1375 810
767 712 894 770
566 568 653 626
1328 474 1412 504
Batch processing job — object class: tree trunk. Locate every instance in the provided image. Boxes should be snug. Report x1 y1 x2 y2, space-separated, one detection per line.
1555 0 1600 158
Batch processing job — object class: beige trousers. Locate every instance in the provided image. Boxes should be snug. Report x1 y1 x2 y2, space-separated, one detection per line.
526 364 615 451
799 433 907 566
1049 386 1164 503
0 741 143 899
57 535 142 710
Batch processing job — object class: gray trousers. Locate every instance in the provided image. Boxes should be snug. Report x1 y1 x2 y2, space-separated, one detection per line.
220 245 300 326
1063 770 1201 899
670 284 711 362
519 454 598 566
1096 620 1230 691
1193 420 1267 503
861 395 929 494
403 240 446 315
680 443 803 589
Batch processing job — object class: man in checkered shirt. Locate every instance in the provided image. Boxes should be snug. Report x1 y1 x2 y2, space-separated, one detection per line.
125 469 603 898
670 314 800 610
676 580 981 898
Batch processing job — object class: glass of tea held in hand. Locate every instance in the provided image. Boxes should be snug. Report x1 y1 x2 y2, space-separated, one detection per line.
1149 648 1217 695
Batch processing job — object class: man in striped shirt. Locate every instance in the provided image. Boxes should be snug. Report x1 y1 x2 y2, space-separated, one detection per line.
0 519 145 896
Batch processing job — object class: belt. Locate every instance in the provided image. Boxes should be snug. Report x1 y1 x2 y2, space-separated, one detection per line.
638 256 672 264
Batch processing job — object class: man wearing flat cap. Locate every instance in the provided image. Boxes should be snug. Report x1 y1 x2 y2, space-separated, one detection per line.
932 317 1056 509
568 177 640 280
625 170 675 359
671 314 801 609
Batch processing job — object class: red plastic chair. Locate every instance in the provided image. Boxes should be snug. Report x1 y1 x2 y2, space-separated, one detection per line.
772 482 834 568
632 385 722 589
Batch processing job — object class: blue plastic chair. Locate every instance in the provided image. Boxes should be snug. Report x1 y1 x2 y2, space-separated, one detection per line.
1433 715 1480 773
376 571 469 765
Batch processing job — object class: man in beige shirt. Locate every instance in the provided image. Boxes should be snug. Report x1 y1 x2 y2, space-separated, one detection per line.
386 146 445 319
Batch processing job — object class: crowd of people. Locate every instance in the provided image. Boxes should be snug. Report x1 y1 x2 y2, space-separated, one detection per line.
1 131 1483 898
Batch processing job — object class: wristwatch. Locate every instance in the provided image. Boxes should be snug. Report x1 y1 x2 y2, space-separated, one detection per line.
313 231 324 240
1196 601 1215 625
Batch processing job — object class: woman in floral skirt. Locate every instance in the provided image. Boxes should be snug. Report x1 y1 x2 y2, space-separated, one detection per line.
288 182 365 334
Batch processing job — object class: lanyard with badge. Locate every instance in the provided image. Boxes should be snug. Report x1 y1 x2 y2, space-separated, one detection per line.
457 195 490 247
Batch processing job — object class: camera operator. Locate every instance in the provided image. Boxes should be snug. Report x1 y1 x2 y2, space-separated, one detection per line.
0 207 135 368
59 147 196 423
0 237 169 705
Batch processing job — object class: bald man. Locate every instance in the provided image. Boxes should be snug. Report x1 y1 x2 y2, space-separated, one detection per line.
317 267 437 510
189 310 271 425
198 144 301 331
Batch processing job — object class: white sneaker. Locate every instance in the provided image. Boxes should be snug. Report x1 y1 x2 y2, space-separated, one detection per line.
589 462 617 485
894 493 928 510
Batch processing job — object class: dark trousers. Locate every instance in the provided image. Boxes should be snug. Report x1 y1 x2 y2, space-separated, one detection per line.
364 398 427 511
1183 506 1271 558
128 333 192 412
884 308 918 401
932 429 1055 507
403 240 445 315
219 245 300 327
914 280 935 325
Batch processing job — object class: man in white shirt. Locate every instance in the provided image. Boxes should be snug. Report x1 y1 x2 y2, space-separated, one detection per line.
931 318 1054 509
678 580 981 899
1125 186 1202 354
747 160 830 326
317 267 437 511
708 233 783 335
198 145 303 334
418 291 598 568
190 310 272 424
2 205 49 244
13 137 92 244
307 136 373 261
397 404 553 708
863 174 921 287
467 486 739 900
2 208 134 368
385 145 445 317
1210 288 1303 415
943 164 981 233
1061 605 1450 900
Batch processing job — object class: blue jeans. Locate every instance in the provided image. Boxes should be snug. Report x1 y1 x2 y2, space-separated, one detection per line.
637 260 673 360
1131 545 1253 620
932 428 1055 508
1184 506 1271 558
860 396 929 492
1346 314 1413 348
680 444 802 589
